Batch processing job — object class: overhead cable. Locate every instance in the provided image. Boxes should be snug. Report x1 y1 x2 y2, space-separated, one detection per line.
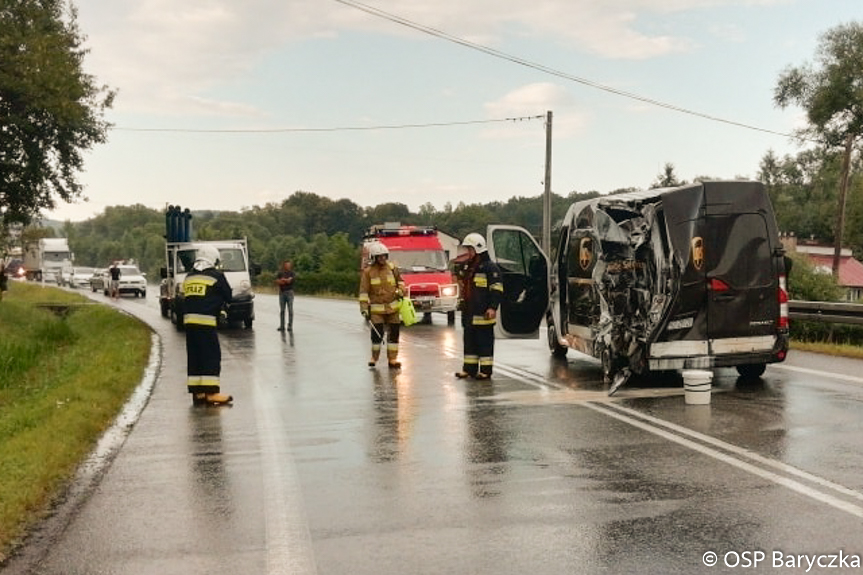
115 116 543 133
333 0 814 143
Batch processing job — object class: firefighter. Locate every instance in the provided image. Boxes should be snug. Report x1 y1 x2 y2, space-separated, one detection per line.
359 241 406 369
454 233 504 380
183 245 234 405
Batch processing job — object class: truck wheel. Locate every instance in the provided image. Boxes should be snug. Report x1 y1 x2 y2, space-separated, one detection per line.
171 308 185 331
736 363 766 378
447 311 456 326
547 321 568 358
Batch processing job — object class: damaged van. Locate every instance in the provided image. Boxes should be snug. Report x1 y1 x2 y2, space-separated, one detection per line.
487 180 790 394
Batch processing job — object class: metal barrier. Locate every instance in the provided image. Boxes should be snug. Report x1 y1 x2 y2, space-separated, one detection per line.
789 300 863 325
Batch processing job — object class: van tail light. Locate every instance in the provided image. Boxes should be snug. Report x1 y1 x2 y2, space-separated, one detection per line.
778 274 789 329
708 278 731 292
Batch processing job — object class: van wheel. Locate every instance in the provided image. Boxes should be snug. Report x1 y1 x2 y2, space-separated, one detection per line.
736 363 766 378
447 311 456 326
547 322 567 358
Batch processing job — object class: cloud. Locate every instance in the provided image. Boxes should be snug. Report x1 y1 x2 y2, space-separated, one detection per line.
483 83 587 139
76 0 780 116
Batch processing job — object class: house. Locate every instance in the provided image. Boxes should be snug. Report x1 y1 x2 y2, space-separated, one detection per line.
781 233 863 301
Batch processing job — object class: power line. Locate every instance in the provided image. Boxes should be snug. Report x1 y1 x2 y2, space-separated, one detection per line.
114 116 544 133
333 0 815 143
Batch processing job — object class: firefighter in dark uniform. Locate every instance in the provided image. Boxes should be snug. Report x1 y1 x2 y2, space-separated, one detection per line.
183 245 234 405
359 241 406 369
454 233 504 380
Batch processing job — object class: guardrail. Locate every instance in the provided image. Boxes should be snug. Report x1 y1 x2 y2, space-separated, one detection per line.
789 300 863 325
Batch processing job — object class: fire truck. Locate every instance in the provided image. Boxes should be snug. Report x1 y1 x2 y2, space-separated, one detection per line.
362 223 458 325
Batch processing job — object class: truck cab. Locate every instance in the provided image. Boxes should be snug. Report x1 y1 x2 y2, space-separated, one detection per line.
160 239 259 330
362 224 459 325
488 181 790 394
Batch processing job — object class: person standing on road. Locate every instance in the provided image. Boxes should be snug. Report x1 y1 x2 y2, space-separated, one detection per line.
183 245 234 406
0 266 7 301
454 233 504 380
275 259 296 332
359 242 405 369
109 263 121 299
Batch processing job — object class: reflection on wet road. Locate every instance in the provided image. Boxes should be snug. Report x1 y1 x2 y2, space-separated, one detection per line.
6 292 863 575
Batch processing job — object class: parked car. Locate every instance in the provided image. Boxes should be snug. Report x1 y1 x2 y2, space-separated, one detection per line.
69 266 95 289
90 268 107 292
58 266 74 287
109 264 147 298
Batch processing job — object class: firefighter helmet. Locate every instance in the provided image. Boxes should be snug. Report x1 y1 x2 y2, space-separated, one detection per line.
368 242 389 260
194 245 221 270
460 233 487 254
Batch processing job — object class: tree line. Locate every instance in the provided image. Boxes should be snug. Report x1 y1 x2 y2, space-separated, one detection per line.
12 140 860 303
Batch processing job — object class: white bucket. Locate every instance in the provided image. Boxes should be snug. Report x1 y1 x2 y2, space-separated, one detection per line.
683 369 712 405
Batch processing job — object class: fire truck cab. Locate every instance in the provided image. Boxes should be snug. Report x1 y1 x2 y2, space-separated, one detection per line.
362 223 459 325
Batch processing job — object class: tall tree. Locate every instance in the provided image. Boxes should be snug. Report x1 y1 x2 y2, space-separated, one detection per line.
0 0 114 225
774 21 863 277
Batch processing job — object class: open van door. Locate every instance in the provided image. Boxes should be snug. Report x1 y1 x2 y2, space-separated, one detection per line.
486 225 550 338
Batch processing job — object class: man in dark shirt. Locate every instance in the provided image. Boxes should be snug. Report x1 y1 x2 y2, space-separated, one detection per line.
275 260 296 332
109 263 121 299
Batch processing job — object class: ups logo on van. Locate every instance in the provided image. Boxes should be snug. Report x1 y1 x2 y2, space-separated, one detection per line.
579 237 593 271
690 237 705 271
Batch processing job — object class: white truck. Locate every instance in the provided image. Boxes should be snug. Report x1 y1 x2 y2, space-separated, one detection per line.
23 238 72 282
159 239 260 330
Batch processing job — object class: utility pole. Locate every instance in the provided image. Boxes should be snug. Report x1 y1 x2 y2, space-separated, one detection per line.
543 110 553 255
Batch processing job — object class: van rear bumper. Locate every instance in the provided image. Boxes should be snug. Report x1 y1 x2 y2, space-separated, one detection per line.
648 333 789 370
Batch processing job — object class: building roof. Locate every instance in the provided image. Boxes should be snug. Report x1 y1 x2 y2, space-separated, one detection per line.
806 254 863 288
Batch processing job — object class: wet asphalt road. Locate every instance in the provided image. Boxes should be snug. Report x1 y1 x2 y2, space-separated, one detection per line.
4 291 863 575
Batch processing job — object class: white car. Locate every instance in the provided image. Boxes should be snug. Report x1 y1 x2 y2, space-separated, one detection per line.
69 266 95 289
107 265 147 297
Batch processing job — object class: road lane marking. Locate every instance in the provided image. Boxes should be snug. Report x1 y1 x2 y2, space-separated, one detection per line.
583 401 863 518
254 386 319 575
601 401 863 504
485 359 863 519
772 363 863 385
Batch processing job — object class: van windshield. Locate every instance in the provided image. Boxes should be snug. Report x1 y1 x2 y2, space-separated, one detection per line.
388 250 448 272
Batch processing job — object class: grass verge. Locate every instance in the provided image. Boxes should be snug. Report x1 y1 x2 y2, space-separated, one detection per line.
0 281 152 562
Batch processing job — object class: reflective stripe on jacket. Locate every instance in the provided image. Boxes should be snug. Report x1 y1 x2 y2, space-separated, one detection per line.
182 268 233 326
461 255 504 326
359 261 405 316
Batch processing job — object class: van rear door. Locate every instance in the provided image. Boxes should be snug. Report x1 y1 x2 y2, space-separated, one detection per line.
656 182 781 355
486 225 550 338
702 183 780 348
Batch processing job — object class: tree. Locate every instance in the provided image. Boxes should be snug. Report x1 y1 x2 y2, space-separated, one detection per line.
0 0 114 225
650 162 684 189
774 21 863 278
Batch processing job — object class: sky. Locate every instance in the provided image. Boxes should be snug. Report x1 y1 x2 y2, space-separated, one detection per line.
45 0 862 223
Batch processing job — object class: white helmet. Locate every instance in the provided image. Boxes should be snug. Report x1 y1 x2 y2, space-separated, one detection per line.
368 242 389 259
193 245 221 270
461 233 487 254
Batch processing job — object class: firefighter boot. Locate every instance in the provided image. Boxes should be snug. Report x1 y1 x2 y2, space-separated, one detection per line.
204 392 233 406
192 393 207 406
388 360 401 369
368 351 380 367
